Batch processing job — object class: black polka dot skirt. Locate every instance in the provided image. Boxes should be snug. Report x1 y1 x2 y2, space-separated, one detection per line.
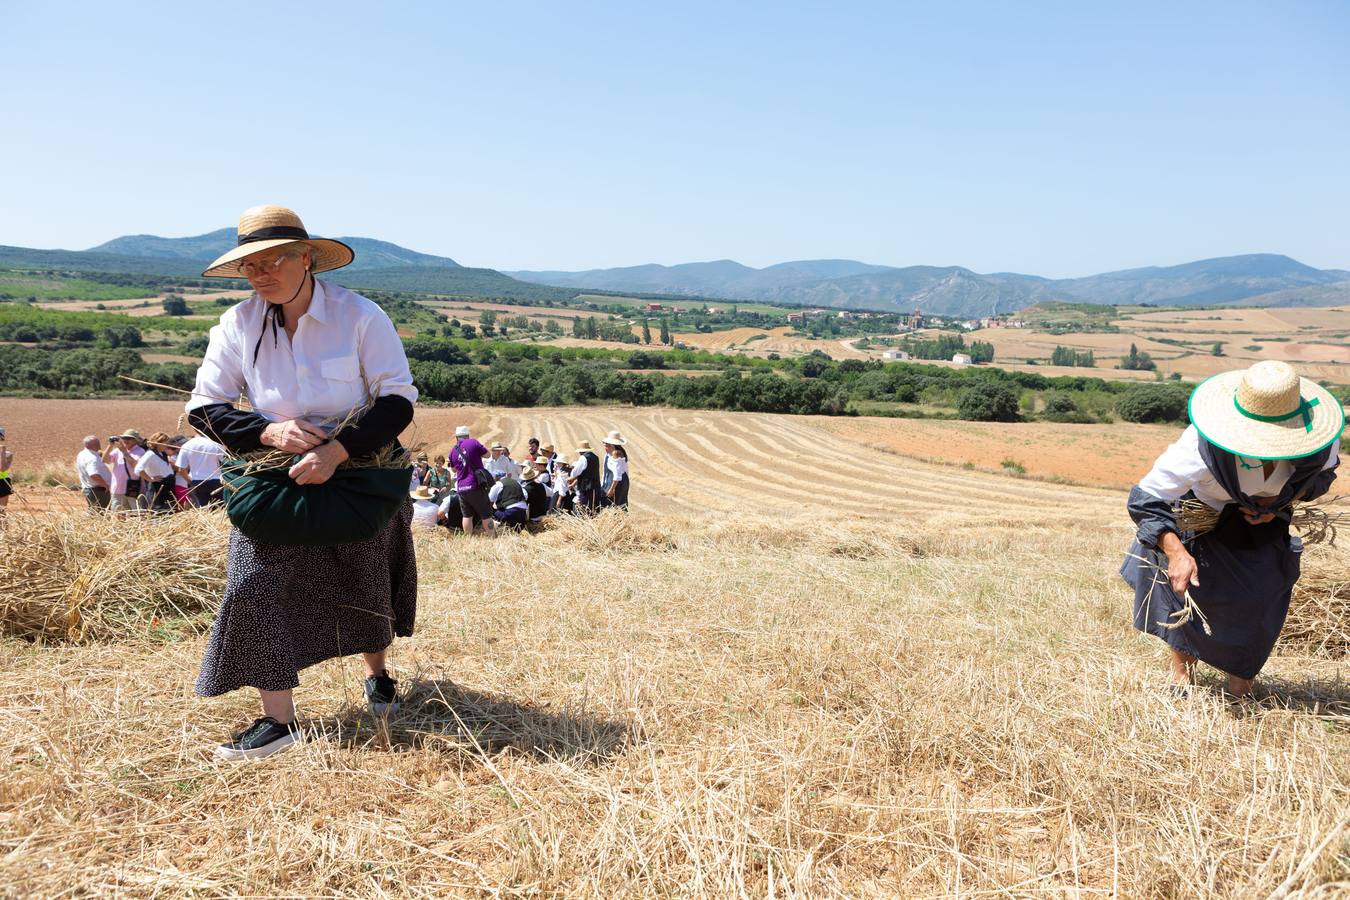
195 501 417 697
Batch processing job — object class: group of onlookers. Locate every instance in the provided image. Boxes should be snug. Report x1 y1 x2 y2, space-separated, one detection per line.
408 428 631 534
75 428 225 513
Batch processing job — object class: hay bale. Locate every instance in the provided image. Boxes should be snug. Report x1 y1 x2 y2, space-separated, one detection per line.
0 510 228 643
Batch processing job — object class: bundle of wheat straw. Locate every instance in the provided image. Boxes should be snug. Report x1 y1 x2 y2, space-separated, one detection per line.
0 510 228 643
1173 496 1347 546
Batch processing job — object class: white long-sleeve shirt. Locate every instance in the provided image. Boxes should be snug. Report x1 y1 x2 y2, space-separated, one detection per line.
1138 425 1339 510
487 455 520 479
186 280 417 429
488 479 527 510
606 455 628 482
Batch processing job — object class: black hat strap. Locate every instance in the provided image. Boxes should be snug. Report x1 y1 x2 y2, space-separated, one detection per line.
239 225 310 245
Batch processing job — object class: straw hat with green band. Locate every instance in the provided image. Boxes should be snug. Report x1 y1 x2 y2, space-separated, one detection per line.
202 205 354 278
1188 360 1344 460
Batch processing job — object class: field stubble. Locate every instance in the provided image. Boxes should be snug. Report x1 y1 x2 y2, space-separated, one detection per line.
1 404 1348 895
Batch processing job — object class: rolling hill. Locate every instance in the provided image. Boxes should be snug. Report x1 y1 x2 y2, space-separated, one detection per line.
5 224 1349 317
511 253 1350 316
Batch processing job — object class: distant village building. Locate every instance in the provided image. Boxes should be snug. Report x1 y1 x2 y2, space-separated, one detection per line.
837 310 853 320
907 308 923 330
646 303 663 312
787 312 805 324
882 349 910 361
952 353 973 366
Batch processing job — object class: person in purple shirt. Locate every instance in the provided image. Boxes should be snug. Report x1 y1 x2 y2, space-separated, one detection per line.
448 425 496 536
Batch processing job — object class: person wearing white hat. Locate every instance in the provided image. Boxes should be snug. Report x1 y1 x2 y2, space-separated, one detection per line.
568 440 603 513
601 431 630 510
1121 361 1343 697
185 205 419 760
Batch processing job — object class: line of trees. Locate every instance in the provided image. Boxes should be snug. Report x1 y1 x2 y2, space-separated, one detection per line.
1049 345 1096 367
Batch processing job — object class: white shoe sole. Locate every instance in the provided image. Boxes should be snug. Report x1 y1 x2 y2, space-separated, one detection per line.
214 730 301 761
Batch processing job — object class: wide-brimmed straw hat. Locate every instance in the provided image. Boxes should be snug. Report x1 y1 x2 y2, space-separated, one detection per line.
119 428 144 440
455 425 471 438
1189 361 1344 460
202 205 354 278
520 467 538 482
540 443 554 454
409 486 435 501
577 440 593 452
490 442 506 451
602 430 626 446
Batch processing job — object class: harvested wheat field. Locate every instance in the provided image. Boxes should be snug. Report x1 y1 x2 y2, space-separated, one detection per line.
2 401 1349 896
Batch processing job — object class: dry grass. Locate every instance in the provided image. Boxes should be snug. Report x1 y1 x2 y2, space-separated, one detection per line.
1 499 1348 896
0 509 226 642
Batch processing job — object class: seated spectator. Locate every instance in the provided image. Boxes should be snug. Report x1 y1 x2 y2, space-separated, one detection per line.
521 467 550 524
409 485 441 529
436 489 480 532
75 434 112 511
411 454 431 491
489 471 529 530
426 454 452 499
486 442 520 479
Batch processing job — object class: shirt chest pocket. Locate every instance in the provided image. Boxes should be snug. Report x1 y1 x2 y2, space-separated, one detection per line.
319 355 362 384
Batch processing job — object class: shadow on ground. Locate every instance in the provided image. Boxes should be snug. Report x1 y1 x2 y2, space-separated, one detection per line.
313 677 636 764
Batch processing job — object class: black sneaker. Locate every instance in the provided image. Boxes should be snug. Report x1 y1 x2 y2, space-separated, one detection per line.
365 670 399 715
214 716 302 761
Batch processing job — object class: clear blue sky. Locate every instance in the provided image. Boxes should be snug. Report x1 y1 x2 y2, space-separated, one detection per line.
3 1 1347 277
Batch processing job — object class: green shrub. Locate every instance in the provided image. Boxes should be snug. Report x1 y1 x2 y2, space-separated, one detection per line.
957 382 1020 422
1115 384 1189 423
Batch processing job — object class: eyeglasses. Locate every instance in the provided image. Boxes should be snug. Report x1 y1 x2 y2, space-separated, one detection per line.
237 251 297 278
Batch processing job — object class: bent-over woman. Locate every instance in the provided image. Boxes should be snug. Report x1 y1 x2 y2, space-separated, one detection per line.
187 205 418 760
1121 361 1342 696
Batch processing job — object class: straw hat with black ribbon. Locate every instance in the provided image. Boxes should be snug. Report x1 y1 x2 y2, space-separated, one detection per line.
520 467 539 482
603 430 627 446
1188 360 1344 460
577 440 593 453
202 205 354 278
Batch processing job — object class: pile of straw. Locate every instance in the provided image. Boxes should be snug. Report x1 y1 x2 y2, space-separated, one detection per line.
1282 568 1350 659
0 510 227 643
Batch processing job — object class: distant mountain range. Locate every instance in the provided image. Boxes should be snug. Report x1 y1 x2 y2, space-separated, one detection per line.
509 254 1350 317
1 226 1347 317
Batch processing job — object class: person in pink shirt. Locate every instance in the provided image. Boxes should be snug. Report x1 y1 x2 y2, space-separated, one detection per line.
104 428 148 513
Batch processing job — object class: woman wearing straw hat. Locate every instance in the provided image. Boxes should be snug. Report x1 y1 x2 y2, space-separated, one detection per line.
601 430 630 510
105 429 148 514
409 484 441 529
1121 361 1343 697
186 205 419 760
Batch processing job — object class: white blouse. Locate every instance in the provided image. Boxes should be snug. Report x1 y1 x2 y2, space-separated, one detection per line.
1138 425 1339 510
186 280 417 430
606 455 628 480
